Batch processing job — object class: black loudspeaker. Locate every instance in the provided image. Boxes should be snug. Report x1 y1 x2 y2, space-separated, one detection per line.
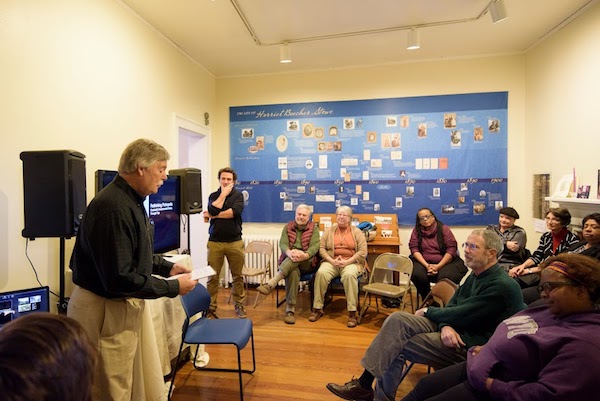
169 168 202 214
21 150 87 239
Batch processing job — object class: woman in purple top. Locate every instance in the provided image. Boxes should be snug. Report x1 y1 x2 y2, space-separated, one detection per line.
402 252 600 401
409 208 468 301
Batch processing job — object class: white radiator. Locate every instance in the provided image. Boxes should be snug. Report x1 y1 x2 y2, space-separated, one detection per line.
221 234 281 286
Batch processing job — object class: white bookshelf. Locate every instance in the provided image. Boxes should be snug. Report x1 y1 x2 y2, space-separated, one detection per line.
545 197 600 218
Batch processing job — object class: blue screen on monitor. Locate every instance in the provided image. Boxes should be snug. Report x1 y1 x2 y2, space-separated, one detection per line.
0 286 50 330
95 170 181 254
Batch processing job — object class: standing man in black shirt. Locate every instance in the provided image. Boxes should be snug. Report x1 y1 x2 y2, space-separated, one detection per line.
68 138 197 401
203 167 246 318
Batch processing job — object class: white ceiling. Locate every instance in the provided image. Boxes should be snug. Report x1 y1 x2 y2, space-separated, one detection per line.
119 0 598 78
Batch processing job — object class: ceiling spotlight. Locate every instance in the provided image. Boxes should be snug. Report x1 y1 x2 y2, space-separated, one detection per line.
280 42 292 63
407 28 420 50
489 0 508 24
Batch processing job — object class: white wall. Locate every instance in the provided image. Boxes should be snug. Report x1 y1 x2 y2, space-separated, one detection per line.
0 0 216 298
215 56 527 252
213 3 600 254
524 1 600 234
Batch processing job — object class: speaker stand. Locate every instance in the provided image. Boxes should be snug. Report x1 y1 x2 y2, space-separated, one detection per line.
58 237 68 314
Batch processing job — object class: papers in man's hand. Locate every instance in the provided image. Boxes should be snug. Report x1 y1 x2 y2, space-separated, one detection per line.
191 265 216 280
167 265 216 281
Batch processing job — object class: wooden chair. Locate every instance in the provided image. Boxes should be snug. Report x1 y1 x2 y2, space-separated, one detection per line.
398 278 458 382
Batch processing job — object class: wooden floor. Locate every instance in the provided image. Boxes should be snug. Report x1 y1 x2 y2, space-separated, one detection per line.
170 286 427 401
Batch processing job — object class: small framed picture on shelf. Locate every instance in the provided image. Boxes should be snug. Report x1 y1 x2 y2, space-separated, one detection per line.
577 185 591 199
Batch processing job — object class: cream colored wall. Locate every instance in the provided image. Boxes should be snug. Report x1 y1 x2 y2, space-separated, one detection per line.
524 1 600 241
0 0 216 295
215 57 527 252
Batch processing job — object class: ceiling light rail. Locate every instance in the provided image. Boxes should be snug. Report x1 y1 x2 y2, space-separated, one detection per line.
230 0 504 48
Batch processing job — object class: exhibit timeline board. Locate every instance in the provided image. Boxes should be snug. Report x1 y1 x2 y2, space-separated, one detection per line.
230 92 507 226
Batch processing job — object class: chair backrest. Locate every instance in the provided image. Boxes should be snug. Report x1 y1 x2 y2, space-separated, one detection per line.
180 283 211 319
429 278 458 306
244 240 273 270
369 253 413 286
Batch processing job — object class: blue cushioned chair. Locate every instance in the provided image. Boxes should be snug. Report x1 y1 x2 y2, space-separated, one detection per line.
168 284 256 401
276 270 316 307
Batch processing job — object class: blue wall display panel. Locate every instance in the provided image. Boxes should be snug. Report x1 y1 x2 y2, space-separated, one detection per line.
230 92 508 226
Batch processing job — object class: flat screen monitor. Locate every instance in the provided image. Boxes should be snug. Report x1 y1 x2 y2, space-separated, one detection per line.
94 170 181 254
0 286 50 330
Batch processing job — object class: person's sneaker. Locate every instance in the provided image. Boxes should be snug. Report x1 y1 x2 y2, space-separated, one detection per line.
284 311 295 324
347 312 358 328
257 283 273 295
205 310 219 319
234 304 247 319
308 309 323 322
326 378 374 401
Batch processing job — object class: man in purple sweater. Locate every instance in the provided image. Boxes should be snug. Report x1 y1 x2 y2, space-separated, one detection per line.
326 229 526 401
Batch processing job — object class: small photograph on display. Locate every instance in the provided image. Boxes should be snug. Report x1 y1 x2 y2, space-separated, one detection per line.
441 205 456 214
343 118 355 130
297 186 306 194
302 123 313 138
242 128 254 138
406 186 415 197
382 133 391 148
444 113 457 129
458 196 466 204
400 170 406 178
473 203 486 215
256 136 264 150
495 200 503 210
276 135 288 152
318 142 326 152
488 119 500 132
400 115 410 128
433 188 440 198
314 127 324 138
367 131 377 143
374 204 380 211
479 190 487 198
333 141 342 151
327 142 334 151
474 127 484 141
329 126 338 136
460 182 468 191
451 130 461 147
391 134 400 148
386 116 397 127
287 120 299 131
417 123 427 138
395 197 403 208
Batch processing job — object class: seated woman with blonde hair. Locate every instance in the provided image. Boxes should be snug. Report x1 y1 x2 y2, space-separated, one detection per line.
310 205 367 328
402 253 600 401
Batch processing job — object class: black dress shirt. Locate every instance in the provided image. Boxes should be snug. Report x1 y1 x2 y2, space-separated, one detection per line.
70 175 179 299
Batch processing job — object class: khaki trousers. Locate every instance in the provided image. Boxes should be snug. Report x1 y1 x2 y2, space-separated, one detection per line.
68 286 166 401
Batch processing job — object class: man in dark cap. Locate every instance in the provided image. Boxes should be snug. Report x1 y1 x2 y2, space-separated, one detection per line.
486 206 528 272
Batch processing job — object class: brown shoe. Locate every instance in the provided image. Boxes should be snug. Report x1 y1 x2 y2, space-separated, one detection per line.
309 309 324 322
347 312 358 328
326 378 373 401
257 283 273 295
234 304 247 319
284 311 296 324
